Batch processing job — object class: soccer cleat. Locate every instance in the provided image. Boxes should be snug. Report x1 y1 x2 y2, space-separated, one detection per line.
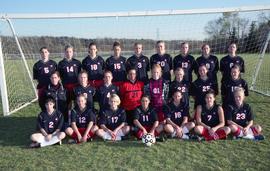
254 135 265 141
156 132 167 142
181 134 190 140
68 139 77 144
29 142 41 148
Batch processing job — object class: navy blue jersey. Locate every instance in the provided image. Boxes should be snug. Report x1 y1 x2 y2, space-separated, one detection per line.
227 103 254 127
190 78 218 107
133 106 158 127
195 55 219 82
73 85 95 109
82 55 105 81
58 58 82 85
105 56 126 82
71 107 96 128
220 55 245 83
33 60 57 88
221 78 249 107
37 110 64 134
150 53 173 82
45 84 67 116
168 80 190 106
96 84 119 109
126 54 150 82
164 102 188 126
99 108 127 130
173 54 196 83
200 104 221 128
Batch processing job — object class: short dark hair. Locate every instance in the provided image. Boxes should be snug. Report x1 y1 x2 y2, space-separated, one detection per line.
39 46 49 52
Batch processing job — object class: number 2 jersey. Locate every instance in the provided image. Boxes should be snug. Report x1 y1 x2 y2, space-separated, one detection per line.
71 107 96 128
226 103 254 127
37 110 64 134
133 106 158 127
163 102 189 126
98 108 127 130
200 104 221 128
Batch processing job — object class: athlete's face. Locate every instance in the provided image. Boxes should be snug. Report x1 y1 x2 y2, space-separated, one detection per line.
205 93 215 106
50 74 60 86
141 97 150 109
40 49 49 61
231 68 240 80
134 44 143 55
152 68 161 80
89 45 97 57
181 44 189 55
113 46 121 57
103 73 113 84
128 70 136 82
202 45 210 56
174 69 184 81
173 92 182 103
45 101 55 112
199 66 208 78
65 48 73 60
234 92 244 107
79 73 88 86
110 98 119 109
77 96 87 109
228 44 237 54
156 43 165 55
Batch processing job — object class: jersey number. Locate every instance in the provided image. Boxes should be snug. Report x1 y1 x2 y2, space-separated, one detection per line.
79 117 86 123
111 116 119 123
174 112 181 119
114 63 121 70
236 113 246 120
202 86 211 92
137 62 142 69
44 67 49 74
182 62 188 68
66 66 74 73
207 115 212 121
142 115 149 122
91 64 98 71
48 121 54 128
153 88 160 94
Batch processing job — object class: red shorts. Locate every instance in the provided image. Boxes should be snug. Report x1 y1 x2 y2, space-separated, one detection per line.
135 126 159 139
112 81 124 88
71 128 95 142
37 86 46 109
89 80 103 89
64 83 78 101
154 106 165 122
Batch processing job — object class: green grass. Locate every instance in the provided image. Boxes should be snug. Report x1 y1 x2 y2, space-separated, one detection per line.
0 53 270 170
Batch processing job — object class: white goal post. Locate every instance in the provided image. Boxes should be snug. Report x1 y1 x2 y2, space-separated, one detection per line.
0 5 270 116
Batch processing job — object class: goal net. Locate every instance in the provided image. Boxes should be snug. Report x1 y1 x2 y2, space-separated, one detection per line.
0 6 270 116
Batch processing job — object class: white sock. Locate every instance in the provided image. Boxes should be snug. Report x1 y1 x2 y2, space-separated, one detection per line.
171 130 176 138
40 135 61 147
116 129 124 137
238 130 244 137
103 132 112 140
115 136 122 141
182 126 189 134
182 134 189 140
243 128 254 140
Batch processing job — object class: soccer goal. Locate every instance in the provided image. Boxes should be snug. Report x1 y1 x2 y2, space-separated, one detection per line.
1 6 270 116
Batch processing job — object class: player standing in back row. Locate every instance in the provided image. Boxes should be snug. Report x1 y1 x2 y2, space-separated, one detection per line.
105 41 127 87
33 47 57 110
126 42 150 83
220 42 245 84
150 40 173 82
173 42 196 83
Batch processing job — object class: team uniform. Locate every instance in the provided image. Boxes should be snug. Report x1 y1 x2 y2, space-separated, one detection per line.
195 55 219 83
33 60 57 110
164 101 189 126
221 78 249 109
45 83 68 121
96 84 119 109
70 107 96 141
220 55 245 83
119 80 144 125
133 106 159 139
144 78 169 122
126 54 150 83
173 54 197 83
190 78 218 108
168 79 190 107
58 58 82 103
73 85 95 110
37 110 64 134
199 104 227 141
150 53 173 82
82 56 105 88
99 107 127 131
105 56 127 87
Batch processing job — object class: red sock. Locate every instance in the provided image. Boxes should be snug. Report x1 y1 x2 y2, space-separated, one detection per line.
216 129 227 140
234 127 241 137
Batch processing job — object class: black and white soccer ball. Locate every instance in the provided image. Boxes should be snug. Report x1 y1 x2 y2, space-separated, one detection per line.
142 133 156 147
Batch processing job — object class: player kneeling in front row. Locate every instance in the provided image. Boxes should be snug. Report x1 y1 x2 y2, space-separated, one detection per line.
164 91 195 139
194 90 231 141
30 98 66 148
96 94 130 141
227 87 264 140
133 95 163 141
65 94 98 143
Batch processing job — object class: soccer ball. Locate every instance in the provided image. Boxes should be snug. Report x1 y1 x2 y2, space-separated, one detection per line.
142 133 156 147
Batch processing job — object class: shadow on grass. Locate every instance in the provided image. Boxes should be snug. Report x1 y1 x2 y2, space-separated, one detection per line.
0 116 36 147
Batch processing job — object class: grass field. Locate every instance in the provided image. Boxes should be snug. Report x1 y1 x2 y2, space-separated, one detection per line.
0 53 269 170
